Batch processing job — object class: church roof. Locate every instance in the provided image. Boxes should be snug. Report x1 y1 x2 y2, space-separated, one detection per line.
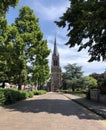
53 37 59 56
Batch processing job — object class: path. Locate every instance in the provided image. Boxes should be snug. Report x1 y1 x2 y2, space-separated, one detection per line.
0 92 106 130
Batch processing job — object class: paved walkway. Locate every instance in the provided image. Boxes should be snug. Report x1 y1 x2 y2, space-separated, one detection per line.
0 92 106 130
63 93 106 119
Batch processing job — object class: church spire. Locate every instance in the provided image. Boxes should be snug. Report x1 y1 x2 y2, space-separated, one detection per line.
51 36 62 91
53 36 59 56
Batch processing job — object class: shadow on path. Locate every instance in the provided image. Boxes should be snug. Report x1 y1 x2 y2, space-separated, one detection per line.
4 97 103 120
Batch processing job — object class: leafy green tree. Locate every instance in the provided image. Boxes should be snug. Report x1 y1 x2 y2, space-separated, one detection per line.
0 18 8 81
83 76 98 89
66 78 84 91
7 25 27 84
90 71 106 92
0 0 20 82
55 0 106 61
14 6 50 86
0 23 27 84
0 0 19 17
62 63 83 91
63 63 83 79
90 71 106 86
0 6 50 87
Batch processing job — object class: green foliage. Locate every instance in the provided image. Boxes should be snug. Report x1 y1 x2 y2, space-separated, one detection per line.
62 63 83 91
0 0 19 17
19 90 29 99
33 90 40 95
0 89 30 105
90 71 106 86
85 78 98 99
63 63 83 79
1 89 21 105
55 0 106 62
0 6 50 85
39 90 47 95
0 88 47 106
28 91 34 98
33 90 47 95
0 89 5 105
21 90 33 98
83 76 98 88
19 90 34 99
0 24 27 83
13 6 50 85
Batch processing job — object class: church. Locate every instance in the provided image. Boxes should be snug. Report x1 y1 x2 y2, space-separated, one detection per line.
50 37 62 91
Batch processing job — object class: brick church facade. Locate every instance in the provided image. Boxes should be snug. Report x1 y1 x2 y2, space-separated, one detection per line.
51 37 62 91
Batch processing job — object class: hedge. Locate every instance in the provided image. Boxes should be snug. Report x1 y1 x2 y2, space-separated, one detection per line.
0 88 46 106
33 90 47 95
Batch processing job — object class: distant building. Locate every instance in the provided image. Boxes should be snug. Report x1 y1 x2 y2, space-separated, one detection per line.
51 37 62 91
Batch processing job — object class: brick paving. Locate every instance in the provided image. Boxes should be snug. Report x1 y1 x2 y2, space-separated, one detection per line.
0 92 106 130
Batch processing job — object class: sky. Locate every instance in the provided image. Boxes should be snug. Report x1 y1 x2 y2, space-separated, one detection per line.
7 0 106 75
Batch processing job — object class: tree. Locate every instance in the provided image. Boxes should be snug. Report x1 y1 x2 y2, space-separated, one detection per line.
0 0 19 17
90 71 106 92
0 18 8 81
90 71 106 86
0 23 27 84
63 63 83 79
83 76 98 89
0 6 50 86
14 6 50 86
55 0 106 62
0 0 20 82
62 63 83 91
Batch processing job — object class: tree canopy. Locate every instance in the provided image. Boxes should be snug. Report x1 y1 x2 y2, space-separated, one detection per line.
63 63 83 79
0 6 50 87
14 6 50 86
90 71 106 92
62 63 83 90
55 0 106 62
0 0 19 17
0 0 20 82
84 76 98 88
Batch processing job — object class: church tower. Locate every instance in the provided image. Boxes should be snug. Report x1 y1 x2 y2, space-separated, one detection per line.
51 37 62 91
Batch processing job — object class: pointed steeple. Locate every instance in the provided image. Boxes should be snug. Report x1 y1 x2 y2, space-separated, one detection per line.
51 36 62 91
53 36 59 56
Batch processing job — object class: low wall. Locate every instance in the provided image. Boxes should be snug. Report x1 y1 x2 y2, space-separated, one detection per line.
99 94 106 104
90 89 100 101
90 89 106 104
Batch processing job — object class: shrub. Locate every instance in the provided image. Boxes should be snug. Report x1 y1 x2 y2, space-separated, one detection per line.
3 89 18 104
19 90 30 99
38 90 46 95
0 89 5 105
33 90 39 95
0 89 35 106
33 90 46 95
84 76 98 89
0 89 46 106
28 91 34 98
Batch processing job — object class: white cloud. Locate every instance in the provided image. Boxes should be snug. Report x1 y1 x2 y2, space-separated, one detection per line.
26 0 106 76
30 1 69 21
7 0 106 77
47 34 106 75
17 0 106 76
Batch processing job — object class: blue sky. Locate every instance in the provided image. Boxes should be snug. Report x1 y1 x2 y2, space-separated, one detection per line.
7 0 106 75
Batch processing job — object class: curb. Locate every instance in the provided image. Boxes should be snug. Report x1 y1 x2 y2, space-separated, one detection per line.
63 94 106 119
